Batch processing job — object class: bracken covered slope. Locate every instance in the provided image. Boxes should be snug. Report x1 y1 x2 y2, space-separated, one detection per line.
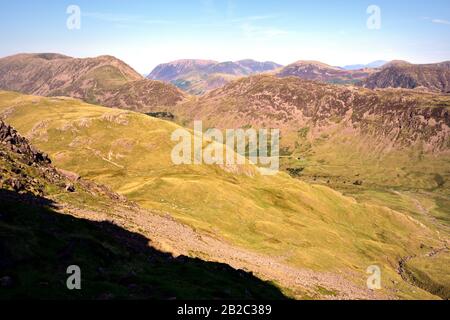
361 61 450 93
179 75 450 153
277 61 376 85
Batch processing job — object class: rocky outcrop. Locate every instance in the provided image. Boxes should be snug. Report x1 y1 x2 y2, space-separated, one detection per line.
0 119 50 165
0 119 129 202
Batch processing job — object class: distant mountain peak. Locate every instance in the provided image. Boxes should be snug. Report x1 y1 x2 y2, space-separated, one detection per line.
147 59 282 94
0 52 185 111
362 60 450 92
383 60 412 68
342 60 388 71
276 60 376 84
291 60 337 68
167 59 219 65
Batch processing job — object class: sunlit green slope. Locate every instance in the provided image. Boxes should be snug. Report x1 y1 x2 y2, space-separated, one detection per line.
0 90 447 299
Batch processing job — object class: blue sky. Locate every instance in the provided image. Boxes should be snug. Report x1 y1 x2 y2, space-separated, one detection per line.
0 0 449 73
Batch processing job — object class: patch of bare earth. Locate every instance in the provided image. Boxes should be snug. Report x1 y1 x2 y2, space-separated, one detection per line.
54 200 392 300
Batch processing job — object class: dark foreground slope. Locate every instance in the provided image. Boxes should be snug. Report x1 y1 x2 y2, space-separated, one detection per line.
0 120 285 299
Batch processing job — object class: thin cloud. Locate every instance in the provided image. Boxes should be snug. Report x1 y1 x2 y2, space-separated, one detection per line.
421 16 450 26
230 14 280 23
432 19 450 25
241 23 290 39
83 12 174 25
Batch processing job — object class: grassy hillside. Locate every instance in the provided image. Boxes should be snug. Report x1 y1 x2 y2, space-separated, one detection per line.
0 90 447 299
0 121 286 299
173 75 450 233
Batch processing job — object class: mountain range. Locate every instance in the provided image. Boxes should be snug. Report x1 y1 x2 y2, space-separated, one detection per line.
276 60 378 85
0 53 186 112
342 60 387 70
0 52 449 300
147 59 282 94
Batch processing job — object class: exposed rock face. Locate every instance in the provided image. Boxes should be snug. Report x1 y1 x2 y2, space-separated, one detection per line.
0 119 50 164
0 119 57 196
0 53 186 112
0 119 129 202
361 61 450 93
277 61 376 84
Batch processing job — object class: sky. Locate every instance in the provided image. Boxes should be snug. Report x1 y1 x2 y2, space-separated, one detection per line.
0 0 449 73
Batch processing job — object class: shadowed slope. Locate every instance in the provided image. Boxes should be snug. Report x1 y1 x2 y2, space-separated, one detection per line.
0 190 286 300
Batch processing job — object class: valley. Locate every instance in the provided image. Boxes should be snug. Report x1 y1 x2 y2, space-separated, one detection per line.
0 52 449 300
2 0 450 307
0 87 448 299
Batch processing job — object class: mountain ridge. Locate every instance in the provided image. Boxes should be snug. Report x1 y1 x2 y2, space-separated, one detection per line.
147 58 282 94
276 60 377 84
361 61 450 93
342 60 387 70
0 53 186 112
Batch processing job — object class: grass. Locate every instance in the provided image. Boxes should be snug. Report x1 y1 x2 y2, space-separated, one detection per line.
0 194 286 300
403 253 450 300
0 90 447 299
0 126 286 300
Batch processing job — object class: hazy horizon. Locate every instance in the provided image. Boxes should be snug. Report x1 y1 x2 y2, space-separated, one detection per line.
1 0 450 73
